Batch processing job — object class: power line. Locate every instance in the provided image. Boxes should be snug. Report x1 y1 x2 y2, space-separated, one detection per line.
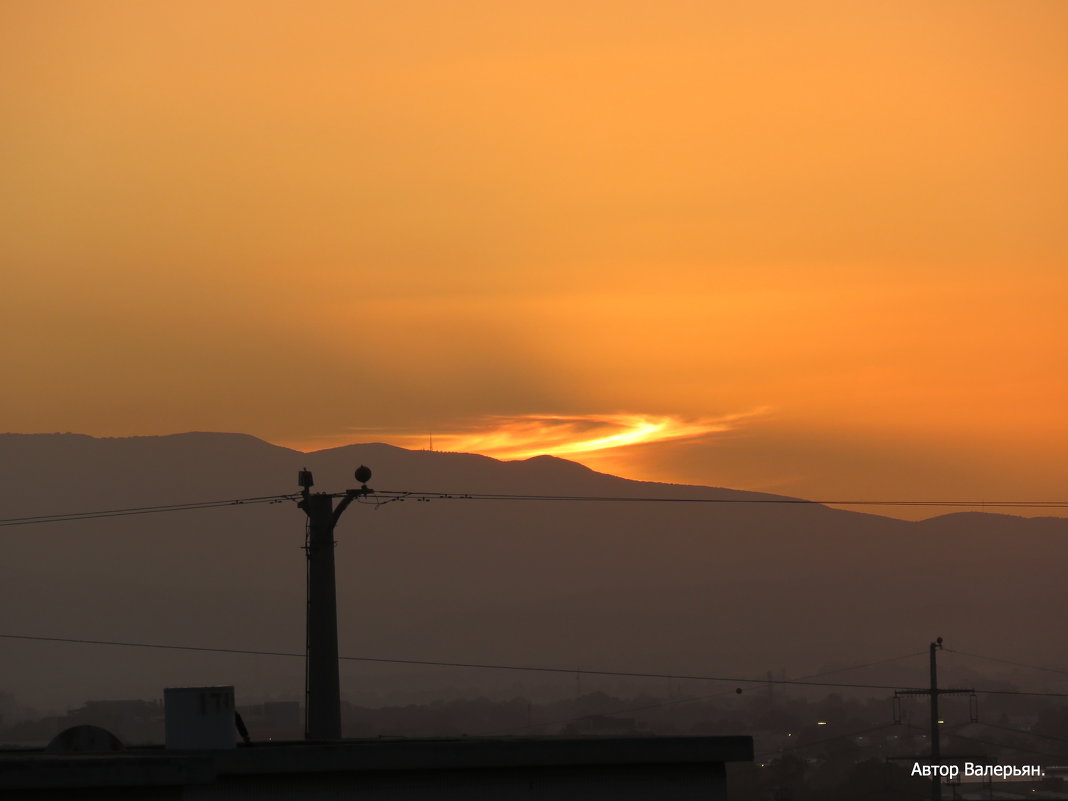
973 688 1068 699
0 633 928 692
945 648 1068 679
4 491 1066 528
499 651 927 736
0 634 304 659
0 494 301 527
4 633 1066 698
360 490 1068 509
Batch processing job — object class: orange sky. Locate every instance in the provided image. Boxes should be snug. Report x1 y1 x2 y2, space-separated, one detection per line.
2 1 1066 516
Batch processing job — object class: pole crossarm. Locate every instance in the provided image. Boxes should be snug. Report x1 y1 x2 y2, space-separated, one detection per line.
330 486 371 527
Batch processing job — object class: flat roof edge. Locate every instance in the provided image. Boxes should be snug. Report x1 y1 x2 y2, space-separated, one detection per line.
0 735 754 788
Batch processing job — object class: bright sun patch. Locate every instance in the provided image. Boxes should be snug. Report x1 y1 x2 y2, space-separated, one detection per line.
328 412 763 461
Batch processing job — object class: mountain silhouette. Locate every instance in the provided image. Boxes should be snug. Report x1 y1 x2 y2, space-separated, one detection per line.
1 432 1065 710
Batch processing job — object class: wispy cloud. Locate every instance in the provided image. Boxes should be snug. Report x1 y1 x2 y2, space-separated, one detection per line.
337 411 766 461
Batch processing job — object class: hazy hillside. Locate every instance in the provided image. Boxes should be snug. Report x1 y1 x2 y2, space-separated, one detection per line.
1 432 1066 712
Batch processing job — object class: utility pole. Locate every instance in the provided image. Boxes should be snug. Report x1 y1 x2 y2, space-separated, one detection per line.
298 466 372 740
894 637 975 801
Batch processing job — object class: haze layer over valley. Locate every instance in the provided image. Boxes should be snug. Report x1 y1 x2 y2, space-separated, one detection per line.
1 432 1064 711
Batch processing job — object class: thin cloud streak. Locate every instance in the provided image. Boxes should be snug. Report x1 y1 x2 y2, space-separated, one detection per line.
320 411 767 463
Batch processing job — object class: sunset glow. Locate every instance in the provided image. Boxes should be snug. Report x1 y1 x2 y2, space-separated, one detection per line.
308 412 761 463
3 1 1068 514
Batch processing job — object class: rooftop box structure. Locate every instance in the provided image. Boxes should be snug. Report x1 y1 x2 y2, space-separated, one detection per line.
164 686 235 751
